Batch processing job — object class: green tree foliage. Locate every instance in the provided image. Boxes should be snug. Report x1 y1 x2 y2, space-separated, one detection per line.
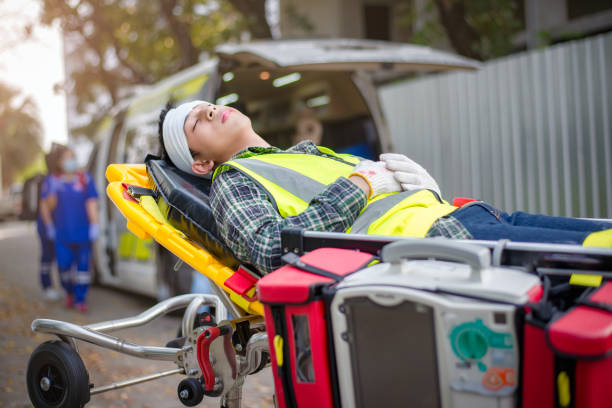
39 0 268 138
0 82 43 187
397 0 524 61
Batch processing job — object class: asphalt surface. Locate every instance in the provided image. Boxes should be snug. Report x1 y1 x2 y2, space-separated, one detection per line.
0 221 275 408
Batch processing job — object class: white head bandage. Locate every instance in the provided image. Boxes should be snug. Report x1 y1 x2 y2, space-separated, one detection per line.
162 100 210 177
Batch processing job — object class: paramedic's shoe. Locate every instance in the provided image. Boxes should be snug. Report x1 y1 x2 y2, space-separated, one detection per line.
65 295 74 309
43 288 61 301
75 302 88 313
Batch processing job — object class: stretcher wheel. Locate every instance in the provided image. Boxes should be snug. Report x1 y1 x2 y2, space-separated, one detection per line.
177 377 204 406
26 341 90 408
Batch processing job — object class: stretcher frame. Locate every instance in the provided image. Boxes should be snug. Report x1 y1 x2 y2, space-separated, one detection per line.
27 163 612 408
27 164 270 408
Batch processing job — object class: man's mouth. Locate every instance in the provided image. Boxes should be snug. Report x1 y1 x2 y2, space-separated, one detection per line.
221 109 232 124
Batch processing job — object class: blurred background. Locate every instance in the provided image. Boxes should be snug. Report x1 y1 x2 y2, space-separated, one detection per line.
0 0 611 407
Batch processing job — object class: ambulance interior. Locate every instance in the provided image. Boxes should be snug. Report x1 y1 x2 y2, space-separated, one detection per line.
217 68 380 159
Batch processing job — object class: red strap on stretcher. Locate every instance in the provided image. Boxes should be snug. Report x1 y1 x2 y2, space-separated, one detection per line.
224 267 258 301
452 197 478 207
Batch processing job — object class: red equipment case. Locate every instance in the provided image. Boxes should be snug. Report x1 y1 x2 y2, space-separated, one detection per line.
257 248 375 408
522 282 612 408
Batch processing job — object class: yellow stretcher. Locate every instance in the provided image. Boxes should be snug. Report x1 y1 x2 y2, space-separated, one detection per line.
106 163 264 316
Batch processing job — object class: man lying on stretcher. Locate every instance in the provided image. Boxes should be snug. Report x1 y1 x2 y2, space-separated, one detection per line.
158 100 612 274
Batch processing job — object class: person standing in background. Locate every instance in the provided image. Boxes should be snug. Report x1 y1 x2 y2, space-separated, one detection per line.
39 146 99 312
37 149 61 300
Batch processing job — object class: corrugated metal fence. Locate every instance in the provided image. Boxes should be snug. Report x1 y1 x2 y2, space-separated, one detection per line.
379 32 611 218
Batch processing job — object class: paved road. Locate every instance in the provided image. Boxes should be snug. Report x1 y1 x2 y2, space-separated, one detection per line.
0 221 274 408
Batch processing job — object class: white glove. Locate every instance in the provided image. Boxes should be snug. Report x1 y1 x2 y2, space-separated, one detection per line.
380 153 442 196
350 160 402 198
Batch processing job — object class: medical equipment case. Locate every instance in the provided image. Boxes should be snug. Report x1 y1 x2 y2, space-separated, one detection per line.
257 247 376 408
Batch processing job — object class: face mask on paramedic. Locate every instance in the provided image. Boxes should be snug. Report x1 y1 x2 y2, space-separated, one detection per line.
63 158 78 173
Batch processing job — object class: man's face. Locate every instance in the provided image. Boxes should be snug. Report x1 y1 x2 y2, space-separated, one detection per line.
183 102 250 165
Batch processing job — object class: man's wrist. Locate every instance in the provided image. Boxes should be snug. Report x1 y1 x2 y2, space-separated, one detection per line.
348 174 371 198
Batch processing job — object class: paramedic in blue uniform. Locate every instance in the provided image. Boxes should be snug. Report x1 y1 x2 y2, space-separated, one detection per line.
40 146 99 312
37 154 60 301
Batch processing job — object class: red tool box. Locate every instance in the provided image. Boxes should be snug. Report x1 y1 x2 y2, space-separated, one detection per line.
257 248 375 408
523 282 612 408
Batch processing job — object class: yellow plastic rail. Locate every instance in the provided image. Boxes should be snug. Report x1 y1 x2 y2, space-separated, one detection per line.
106 164 264 316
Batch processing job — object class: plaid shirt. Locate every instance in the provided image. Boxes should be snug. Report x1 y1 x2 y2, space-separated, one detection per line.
210 141 367 274
210 141 471 274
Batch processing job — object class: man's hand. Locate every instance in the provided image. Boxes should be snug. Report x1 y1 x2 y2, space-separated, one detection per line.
89 223 99 241
45 223 56 241
349 160 401 198
380 153 442 196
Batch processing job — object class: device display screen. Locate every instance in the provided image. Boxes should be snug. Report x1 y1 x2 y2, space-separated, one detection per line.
344 296 441 408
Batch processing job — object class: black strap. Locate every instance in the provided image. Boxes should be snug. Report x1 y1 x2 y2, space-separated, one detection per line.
126 185 156 199
281 252 344 281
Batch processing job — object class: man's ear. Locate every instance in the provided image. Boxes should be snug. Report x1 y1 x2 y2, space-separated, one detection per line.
192 159 215 176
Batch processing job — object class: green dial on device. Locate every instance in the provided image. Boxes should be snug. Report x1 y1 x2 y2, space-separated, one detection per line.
449 319 512 364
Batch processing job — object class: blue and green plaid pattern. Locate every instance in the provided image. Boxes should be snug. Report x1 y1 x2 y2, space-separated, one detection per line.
210 141 367 274
426 215 473 239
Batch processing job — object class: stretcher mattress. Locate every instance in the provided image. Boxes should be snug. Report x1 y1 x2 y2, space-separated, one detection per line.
145 156 241 270
106 162 264 316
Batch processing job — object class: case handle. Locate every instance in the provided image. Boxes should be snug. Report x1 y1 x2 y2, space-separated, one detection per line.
382 239 491 280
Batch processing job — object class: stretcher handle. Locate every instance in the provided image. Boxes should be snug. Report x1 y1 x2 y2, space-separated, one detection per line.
196 325 231 392
382 239 491 278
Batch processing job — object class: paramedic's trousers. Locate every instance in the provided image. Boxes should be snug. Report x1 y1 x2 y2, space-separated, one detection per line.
451 202 612 245
36 218 55 289
56 240 91 304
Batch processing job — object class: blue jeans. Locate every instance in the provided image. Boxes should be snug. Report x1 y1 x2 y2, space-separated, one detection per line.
452 202 612 245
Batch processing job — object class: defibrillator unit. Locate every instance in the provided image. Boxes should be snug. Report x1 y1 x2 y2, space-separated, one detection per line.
330 240 541 408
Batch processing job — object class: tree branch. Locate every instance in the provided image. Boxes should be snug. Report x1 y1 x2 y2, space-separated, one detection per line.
433 0 483 60
159 0 199 69
226 0 272 39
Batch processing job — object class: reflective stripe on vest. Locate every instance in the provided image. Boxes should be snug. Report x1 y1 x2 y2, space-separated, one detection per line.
349 191 418 234
213 152 457 237
233 158 326 203
214 152 356 217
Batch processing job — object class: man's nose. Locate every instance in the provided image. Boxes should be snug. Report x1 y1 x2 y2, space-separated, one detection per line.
204 104 217 121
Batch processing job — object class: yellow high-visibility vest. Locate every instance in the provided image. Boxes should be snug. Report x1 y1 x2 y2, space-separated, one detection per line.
213 148 457 237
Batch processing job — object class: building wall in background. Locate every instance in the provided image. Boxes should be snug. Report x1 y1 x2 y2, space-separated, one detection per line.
379 32 612 218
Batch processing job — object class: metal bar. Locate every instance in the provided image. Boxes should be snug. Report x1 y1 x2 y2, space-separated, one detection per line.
209 279 245 319
558 46 573 217
520 54 537 214
509 58 524 213
181 294 228 336
532 50 548 214
239 333 269 376
598 35 612 218
86 294 212 333
32 319 180 361
585 39 600 216
90 368 184 396
571 41 587 217
545 47 560 216
500 62 513 212
467 72 480 200
285 230 612 271
488 63 503 208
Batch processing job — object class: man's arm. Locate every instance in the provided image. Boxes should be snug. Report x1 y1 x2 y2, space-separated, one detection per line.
211 170 367 274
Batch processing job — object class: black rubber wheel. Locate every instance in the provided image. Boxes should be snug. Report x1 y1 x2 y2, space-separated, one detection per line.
26 341 90 408
177 377 204 406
